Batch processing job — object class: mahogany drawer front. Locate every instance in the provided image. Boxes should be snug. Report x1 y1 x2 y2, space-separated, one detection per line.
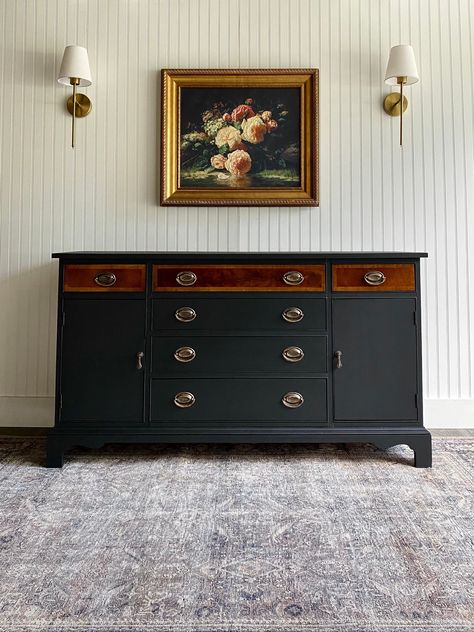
63 264 146 292
153 264 325 292
332 264 415 292
151 336 327 376
152 297 327 332
150 377 327 423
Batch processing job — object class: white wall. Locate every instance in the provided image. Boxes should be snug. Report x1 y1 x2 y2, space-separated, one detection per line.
0 0 473 427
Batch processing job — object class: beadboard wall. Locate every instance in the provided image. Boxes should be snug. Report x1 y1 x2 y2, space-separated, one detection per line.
0 0 473 427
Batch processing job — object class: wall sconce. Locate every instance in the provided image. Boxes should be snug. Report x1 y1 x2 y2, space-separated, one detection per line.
383 45 419 146
57 46 92 148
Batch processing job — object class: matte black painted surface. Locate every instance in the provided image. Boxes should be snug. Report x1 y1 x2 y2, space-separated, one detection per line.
151 336 327 375
152 296 327 332
48 252 431 468
332 298 418 422
60 300 146 423
150 378 328 423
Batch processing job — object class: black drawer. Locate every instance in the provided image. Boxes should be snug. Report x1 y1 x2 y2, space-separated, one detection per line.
152 297 327 332
150 378 327 423
151 336 327 375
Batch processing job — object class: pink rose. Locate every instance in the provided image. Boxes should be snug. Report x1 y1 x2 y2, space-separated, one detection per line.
241 115 267 144
210 154 226 169
222 113 232 122
215 125 242 150
225 149 252 176
266 119 278 132
261 110 272 122
231 104 256 121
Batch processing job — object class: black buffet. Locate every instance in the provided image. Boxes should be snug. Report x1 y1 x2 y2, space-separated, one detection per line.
48 252 432 468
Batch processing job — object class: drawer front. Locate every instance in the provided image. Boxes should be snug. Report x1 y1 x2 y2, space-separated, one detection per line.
63 264 146 292
332 263 415 292
153 297 327 332
153 264 325 292
151 336 327 376
151 378 327 422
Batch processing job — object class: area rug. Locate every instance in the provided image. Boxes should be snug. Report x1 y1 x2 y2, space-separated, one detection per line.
0 438 473 632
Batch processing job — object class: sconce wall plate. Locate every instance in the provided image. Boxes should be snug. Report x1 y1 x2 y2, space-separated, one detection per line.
383 92 408 117
66 93 92 117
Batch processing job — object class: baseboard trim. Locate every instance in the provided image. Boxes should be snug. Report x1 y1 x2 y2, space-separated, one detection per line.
0 396 472 429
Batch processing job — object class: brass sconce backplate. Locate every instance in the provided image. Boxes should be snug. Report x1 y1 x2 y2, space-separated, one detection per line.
66 93 92 117
383 92 408 117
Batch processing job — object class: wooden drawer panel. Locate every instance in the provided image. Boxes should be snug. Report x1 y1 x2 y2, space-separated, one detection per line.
152 297 327 332
332 263 415 292
151 378 327 423
63 264 146 292
153 264 325 292
151 336 327 376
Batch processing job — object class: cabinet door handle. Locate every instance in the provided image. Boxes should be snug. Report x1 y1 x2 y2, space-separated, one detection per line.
282 307 304 323
175 307 196 322
364 270 386 286
334 350 343 369
282 346 305 363
174 391 195 408
176 271 197 286
94 271 117 287
136 351 144 370
283 270 304 286
282 392 304 408
174 346 196 363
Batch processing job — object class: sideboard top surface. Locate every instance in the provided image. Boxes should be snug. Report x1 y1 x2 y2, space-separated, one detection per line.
52 251 428 261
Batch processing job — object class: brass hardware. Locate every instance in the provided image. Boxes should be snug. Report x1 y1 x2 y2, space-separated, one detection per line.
136 351 144 370
174 391 195 408
94 272 117 287
364 270 386 286
67 77 92 149
283 271 304 286
175 307 196 322
174 346 196 363
282 392 304 408
282 346 305 363
383 76 408 146
176 271 197 286
282 307 304 323
334 350 343 369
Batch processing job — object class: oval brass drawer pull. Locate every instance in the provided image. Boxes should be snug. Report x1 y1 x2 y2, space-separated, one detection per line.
174 391 195 408
282 346 305 363
282 307 304 322
174 346 196 363
283 270 304 286
282 391 304 408
94 272 117 287
176 271 197 286
175 307 196 322
364 270 386 286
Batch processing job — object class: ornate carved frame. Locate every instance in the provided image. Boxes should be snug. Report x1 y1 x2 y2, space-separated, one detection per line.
160 69 319 207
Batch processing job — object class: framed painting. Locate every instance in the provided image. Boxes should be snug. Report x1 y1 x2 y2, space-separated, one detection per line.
161 69 319 206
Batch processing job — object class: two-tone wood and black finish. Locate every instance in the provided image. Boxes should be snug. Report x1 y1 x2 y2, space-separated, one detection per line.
47 252 431 468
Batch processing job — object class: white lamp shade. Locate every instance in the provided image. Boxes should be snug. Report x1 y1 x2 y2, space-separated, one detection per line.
384 44 419 85
57 45 92 86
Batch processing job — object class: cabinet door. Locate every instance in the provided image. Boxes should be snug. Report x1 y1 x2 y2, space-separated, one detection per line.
60 300 146 423
332 298 418 421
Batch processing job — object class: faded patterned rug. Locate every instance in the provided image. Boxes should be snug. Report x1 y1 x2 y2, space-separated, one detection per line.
0 438 473 632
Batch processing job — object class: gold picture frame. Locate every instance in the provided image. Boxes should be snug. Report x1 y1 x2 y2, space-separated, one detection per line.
161 69 319 207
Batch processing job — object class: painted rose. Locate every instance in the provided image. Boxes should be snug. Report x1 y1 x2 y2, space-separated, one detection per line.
261 110 272 122
222 112 232 122
215 125 242 151
245 98 254 105
231 104 256 121
210 154 226 169
241 115 267 144
266 119 278 132
225 149 252 176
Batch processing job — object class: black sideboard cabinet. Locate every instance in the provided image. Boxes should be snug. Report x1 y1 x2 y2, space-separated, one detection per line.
48 252 431 468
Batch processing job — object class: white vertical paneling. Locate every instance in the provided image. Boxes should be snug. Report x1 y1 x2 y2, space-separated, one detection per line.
0 0 473 423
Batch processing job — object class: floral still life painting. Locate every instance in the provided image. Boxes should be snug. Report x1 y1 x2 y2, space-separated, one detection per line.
161 69 319 206
179 88 300 189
